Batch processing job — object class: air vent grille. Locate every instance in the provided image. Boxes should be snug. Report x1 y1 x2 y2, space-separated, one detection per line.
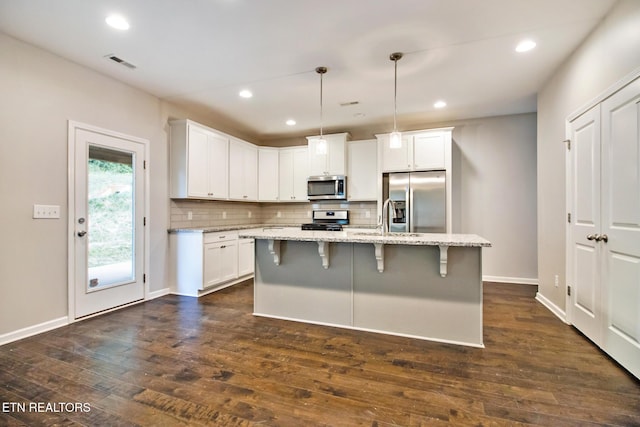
104 54 136 70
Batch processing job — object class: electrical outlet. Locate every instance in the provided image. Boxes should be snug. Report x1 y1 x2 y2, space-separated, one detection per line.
554 275 559 287
365 211 371 218
248 211 252 218
187 211 193 220
33 204 60 219
277 211 282 218
307 211 311 218
222 211 227 219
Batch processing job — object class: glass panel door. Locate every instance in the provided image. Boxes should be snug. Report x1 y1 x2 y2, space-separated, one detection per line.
87 145 135 290
72 125 145 319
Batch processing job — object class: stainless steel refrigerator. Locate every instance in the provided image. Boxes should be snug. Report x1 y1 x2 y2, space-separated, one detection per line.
383 171 446 233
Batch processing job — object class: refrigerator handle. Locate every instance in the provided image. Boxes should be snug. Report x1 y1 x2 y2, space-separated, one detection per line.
407 184 412 233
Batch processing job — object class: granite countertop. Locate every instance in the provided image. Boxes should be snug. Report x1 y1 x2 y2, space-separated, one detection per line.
168 224 285 233
238 228 491 247
167 224 378 234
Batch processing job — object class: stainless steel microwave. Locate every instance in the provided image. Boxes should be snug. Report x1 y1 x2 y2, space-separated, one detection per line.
307 175 347 200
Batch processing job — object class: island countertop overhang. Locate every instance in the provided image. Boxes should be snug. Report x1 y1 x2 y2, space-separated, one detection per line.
238 228 491 248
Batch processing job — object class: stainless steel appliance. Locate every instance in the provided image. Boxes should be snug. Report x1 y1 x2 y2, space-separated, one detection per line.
307 175 346 201
383 171 446 233
301 209 348 231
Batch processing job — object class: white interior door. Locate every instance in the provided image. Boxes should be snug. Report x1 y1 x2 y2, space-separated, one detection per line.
567 105 602 345
601 77 640 379
70 123 146 319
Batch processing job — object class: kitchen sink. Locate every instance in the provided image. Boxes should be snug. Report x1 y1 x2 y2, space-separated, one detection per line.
352 231 421 237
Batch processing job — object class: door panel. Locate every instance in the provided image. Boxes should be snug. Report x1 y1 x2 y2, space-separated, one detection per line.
186 125 210 198
601 78 640 378
574 244 598 318
410 171 446 233
72 126 146 319
413 133 445 170
568 105 602 344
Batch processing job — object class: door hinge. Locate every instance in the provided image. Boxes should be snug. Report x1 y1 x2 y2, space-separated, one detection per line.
143 160 147 169
143 217 146 226
143 274 146 283
567 213 571 223
564 139 571 150
567 285 571 296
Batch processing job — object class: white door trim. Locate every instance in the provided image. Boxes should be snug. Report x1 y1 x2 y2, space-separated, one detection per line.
67 121 150 321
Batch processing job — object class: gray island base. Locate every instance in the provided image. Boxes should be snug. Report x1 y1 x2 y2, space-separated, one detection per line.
239 229 491 348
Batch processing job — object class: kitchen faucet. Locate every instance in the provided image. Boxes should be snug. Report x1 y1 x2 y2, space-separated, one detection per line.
381 198 397 235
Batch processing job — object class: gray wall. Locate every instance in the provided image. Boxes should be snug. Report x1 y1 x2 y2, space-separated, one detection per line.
0 33 162 335
453 114 537 282
0 32 248 336
537 0 640 313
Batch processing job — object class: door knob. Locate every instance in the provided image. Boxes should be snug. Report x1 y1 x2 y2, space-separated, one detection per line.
586 234 597 241
77 231 87 237
596 234 608 242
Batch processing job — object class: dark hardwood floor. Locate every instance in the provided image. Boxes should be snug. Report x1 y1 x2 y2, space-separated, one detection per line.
1 281 639 426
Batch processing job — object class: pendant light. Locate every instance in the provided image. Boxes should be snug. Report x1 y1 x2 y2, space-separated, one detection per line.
314 66 328 155
389 52 403 149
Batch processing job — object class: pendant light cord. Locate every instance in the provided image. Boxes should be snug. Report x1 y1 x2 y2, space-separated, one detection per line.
390 52 403 133
393 57 398 132
320 70 324 138
315 66 328 139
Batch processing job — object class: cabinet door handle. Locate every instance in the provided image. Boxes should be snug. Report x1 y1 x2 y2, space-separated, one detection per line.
587 234 597 241
596 234 608 243
221 245 226 249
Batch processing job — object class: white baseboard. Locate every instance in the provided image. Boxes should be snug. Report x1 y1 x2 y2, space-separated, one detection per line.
147 287 171 300
0 316 69 346
535 292 568 324
483 275 538 285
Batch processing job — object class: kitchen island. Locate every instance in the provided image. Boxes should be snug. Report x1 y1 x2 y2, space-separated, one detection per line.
239 228 491 347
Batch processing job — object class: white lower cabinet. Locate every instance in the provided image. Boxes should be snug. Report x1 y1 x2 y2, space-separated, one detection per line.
170 230 254 297
203 232 238 288
238 238 255 277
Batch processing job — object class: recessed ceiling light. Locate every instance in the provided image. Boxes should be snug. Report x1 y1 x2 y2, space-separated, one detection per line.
239 89 253 98
286 119 296 126
105 14 130 30
434 100 447 109
515 39 536 53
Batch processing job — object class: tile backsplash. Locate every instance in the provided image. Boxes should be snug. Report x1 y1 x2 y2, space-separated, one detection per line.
170 199 378 229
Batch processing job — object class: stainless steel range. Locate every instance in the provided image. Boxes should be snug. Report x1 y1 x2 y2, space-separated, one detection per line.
301 209 349 231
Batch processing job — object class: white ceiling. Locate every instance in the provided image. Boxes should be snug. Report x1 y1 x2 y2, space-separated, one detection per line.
0 0 616 140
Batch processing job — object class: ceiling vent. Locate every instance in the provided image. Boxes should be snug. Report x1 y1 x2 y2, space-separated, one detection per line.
104 54 136 70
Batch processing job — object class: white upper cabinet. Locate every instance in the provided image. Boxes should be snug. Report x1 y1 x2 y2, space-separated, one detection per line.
413 133 446 170
379 134 412 172
229 138 258 201
170 119 229 199
378 128 453 172
258 147 279 202
347 139 377 201
307 132 350 176
279 146 308 202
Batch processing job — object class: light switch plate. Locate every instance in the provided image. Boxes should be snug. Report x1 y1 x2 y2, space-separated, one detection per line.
33 204 60 219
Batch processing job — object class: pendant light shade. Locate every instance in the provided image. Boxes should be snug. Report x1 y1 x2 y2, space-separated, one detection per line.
315 66 328 155
389 52 403 149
